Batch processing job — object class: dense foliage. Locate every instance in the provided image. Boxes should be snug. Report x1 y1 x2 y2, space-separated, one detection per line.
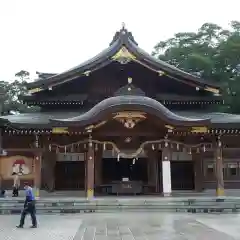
153 21 240 113
0 70 39 115
1 21 240 115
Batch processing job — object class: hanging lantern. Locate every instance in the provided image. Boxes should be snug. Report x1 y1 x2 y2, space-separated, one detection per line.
177 143 179 150
103 143 106 151
35 135 39 148
165 141 168 147
49 144 52 151
152 144 155 150
132 158 136 164
218 139 222 147
117 154 120 162
189 148 192 155
64 146 67 153
203 145 206 152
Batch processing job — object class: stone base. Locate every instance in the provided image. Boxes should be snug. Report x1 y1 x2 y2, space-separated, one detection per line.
35 188 40 198
163 192 172 197
216 188 225 197
87 189 94 199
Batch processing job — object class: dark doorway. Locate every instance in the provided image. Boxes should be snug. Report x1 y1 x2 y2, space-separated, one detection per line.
55 161 85 190
102 158 148 183
171 161 194 190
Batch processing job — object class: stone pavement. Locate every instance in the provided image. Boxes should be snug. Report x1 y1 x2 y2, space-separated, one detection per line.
1 212 240 239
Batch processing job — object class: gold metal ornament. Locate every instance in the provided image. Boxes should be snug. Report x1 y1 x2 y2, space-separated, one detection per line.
28 88 43 94
112 46 136 64
113 111 146 129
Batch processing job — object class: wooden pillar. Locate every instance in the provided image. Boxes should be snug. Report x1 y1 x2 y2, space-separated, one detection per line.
33 134 41 197
215 138 224 197
86 137 95 199
41 152 57 192
95 146 102 186
147 158 153 185
162 146 171 197
147 150 157 191
34 153 41 197
194 152 204 192
0 128 2 189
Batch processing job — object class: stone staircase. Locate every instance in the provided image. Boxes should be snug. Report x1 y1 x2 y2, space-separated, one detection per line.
1 198 240 214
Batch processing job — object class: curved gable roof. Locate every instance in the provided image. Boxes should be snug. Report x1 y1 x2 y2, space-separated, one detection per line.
27 26 221 94
50 95 210 127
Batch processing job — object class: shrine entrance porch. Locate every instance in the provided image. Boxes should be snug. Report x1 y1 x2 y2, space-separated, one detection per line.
171 161 195 191
98 158 149 196
54 161 85 191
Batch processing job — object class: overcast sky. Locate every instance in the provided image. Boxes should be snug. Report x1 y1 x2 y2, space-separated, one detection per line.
0 0 239 81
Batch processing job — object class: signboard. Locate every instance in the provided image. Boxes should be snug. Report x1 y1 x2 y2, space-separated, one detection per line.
171 152 192 161
57 153 85 162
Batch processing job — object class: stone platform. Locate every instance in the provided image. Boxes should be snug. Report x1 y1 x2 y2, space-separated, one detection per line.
1 196 240 214
1 189 240 214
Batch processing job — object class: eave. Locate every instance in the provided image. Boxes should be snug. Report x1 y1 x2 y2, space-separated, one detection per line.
49 96 211 128
27 39 122 92
155 94 223 105
26 26 221 95
2 109 240 131
20 94 88 104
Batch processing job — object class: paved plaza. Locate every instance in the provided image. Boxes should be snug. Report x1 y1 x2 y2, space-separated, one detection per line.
0 212 240 240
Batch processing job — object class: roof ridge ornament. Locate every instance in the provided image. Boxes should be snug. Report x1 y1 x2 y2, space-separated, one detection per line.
109 23 138 46
112 46 136 64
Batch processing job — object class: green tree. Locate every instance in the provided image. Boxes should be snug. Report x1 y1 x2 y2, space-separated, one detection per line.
15 70 30 81
152 21 240 113
0 70 39 115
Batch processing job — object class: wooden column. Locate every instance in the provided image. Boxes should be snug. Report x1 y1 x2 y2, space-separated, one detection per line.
34 153 41 197
147 150 157 191
194 152 204 192
33 134 41 197
95 146 102 187
0 129 2 189
215 137 224 197
86 136 95 199
41 152 57 192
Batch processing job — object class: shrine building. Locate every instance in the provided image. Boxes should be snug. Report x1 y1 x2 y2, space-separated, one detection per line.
1 25 240 198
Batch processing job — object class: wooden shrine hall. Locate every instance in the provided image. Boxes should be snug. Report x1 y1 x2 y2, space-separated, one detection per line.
1 25 240 198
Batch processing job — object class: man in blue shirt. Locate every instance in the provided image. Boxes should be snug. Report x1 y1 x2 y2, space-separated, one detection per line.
16 182 37 228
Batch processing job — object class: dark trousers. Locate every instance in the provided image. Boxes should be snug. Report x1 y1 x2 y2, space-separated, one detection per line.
12 187 19 197
0 190 5 198
19 201 37 227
